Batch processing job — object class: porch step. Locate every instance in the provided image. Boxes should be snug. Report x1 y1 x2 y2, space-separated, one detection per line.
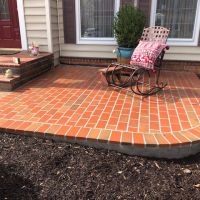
0 51 53 91
0 75 20 91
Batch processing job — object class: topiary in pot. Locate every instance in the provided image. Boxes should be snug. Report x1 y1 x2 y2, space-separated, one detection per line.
113 4 146 64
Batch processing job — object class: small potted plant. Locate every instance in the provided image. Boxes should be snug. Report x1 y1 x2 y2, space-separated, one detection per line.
113 4 146 63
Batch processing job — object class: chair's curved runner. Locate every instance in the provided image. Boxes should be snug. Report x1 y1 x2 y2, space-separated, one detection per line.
105 26 170 96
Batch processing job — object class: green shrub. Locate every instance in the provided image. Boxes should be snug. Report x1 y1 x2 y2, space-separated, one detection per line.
113 4 146 48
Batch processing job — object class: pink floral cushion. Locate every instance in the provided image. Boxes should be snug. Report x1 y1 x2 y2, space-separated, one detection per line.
130 41 167 70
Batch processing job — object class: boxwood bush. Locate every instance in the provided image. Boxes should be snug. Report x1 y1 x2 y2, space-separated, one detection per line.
113 4 146 48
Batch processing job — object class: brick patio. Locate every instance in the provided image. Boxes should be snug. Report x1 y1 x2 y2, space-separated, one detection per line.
0 65 199 158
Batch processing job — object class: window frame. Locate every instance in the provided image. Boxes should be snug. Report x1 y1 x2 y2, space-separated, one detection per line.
150 0 200 46
75 0 120 45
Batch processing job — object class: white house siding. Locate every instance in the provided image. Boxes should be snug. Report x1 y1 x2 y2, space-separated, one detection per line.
165 46 200 61
24 0 48 52
24 0 60 65
58 0 200 61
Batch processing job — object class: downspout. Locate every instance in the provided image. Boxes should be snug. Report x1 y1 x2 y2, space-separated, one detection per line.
45 0 53 53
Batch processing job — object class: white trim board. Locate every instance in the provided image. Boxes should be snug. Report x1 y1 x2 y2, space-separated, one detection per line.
16 0 28 50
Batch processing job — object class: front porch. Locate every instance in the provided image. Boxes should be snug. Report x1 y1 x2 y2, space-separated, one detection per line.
0 65 199 158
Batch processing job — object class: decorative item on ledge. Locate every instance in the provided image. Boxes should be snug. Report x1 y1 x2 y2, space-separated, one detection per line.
12 57 21 64
4 69 13 78
29 42 39 56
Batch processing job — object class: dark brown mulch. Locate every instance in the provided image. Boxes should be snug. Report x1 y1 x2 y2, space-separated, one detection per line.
0 133 199 200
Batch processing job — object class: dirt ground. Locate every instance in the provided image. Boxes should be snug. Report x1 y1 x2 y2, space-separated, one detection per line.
0 133 199 200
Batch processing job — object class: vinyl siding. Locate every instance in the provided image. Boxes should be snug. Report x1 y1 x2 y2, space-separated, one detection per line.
24 0 60 65
24 0 48 52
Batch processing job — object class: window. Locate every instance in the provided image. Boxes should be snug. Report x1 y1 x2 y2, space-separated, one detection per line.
76 0 120 44
151 0 200 46
0 0 10 20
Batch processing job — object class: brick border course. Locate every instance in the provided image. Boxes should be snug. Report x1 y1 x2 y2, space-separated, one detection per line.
0 66 199 159
60 56 200 74
0 122 199 158
0 52 53 91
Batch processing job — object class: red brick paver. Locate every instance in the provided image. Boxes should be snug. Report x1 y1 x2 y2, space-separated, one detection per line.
0 65 199 158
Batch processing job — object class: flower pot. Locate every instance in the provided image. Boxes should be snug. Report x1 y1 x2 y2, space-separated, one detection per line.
31 47 39 56
116 47 134 64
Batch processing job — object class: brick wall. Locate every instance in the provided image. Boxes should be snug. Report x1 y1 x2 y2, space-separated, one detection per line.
60 56 200 74
162 60 200 74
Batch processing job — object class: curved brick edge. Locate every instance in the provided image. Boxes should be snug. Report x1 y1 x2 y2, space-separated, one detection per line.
0 125 199 159
43 130 200 159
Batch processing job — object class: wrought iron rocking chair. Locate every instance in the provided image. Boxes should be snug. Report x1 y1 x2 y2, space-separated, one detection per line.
103 26 170 96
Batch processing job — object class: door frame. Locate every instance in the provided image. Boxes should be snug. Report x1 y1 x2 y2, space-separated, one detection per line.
16 0 27 50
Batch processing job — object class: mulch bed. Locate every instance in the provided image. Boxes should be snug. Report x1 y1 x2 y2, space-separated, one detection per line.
0 133 199 200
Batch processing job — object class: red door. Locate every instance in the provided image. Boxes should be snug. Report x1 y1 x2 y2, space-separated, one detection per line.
0 0 21 48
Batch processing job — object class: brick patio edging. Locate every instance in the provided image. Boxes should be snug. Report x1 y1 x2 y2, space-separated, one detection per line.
1 124 199 159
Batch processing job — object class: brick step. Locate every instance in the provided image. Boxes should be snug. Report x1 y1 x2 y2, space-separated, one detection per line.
60 56 200 74
0 66 199 158
0 75 20 91
0 51 53 91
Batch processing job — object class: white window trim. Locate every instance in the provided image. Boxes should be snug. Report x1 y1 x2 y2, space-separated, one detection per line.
150 0 200 46
75 0 120 45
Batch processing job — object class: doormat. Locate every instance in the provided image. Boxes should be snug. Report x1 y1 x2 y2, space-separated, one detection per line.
0 50 20 55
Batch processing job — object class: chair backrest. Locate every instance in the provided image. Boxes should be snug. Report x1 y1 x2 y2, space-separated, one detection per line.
140 26 170 44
